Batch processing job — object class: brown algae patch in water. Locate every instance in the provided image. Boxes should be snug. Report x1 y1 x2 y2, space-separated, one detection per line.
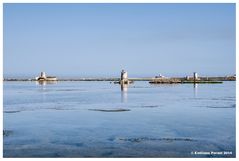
141 105 159 108
205 104 236 109
88 108 131 112
4 110 21 113
113 137 196 143
3 130 13 137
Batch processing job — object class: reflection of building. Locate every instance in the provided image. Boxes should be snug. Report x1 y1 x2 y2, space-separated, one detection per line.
193 83 198 97
121 84 128 103
35 72 57 81
36 80 57 85
121 83 128 92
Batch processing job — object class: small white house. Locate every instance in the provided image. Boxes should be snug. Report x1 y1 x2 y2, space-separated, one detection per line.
36 72 57 81
121 70 128 80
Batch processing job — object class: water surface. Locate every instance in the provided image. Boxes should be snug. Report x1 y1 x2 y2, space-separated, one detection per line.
3 81 236 157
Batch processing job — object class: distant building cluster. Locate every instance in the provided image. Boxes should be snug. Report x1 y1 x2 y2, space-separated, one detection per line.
35 72 57 81
186 72 200 81
155 73 166 78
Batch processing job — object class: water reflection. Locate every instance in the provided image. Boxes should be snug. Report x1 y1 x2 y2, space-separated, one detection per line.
35 81 58 102
121 84 128 103
193 83 198 97
149 84 179 87
35 81 57 86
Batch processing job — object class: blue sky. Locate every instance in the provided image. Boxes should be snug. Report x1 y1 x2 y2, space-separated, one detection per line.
3 3 236 78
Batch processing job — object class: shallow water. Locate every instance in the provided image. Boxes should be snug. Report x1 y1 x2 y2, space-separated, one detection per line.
3 81 236 157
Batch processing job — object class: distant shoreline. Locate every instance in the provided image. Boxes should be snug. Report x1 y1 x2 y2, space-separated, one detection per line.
3 76 236 82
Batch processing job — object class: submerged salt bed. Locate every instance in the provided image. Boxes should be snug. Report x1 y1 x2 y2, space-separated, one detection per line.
3 81 236 157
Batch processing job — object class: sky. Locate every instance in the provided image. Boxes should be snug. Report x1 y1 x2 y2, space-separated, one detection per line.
3 3 236 78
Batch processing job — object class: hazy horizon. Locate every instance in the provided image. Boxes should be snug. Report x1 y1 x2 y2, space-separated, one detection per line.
3 3 236 78
3 72 235 79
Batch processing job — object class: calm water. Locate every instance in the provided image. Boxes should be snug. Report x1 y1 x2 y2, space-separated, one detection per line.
3 81 236 157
